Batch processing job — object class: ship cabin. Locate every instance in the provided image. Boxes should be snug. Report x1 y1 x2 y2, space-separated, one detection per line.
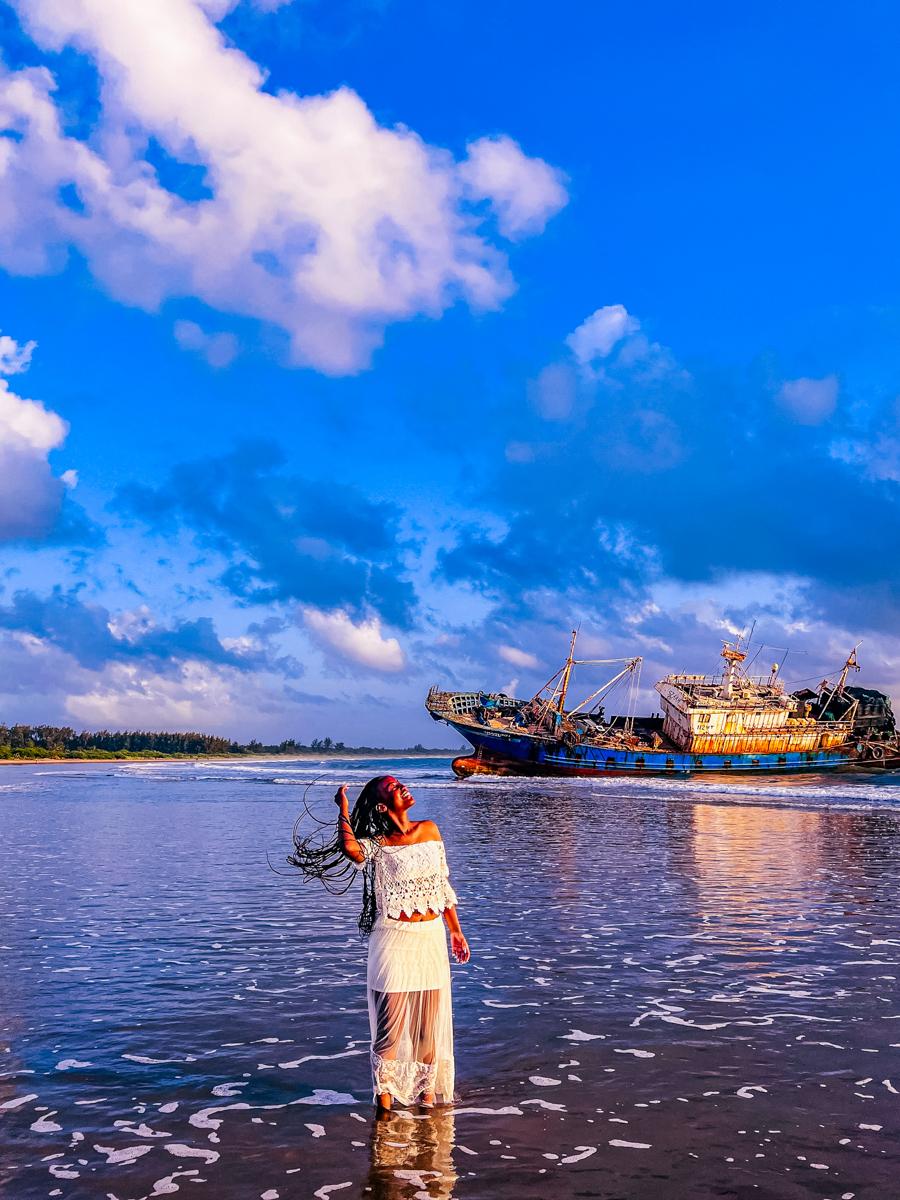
654 641 850 755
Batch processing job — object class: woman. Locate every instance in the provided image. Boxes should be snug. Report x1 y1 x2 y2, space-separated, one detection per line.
288 775 469 1110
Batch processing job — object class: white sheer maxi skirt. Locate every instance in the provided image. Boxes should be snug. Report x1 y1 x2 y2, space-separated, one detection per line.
366 913 455 1106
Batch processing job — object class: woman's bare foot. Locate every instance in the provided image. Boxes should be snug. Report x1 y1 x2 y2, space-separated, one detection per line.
377 1092 392 1110
420 1092 435 1108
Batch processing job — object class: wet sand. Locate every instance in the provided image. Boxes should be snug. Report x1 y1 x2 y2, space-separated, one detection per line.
0 758 897 1198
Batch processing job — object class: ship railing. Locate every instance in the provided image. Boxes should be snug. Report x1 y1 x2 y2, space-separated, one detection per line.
662 673 787 690
662 674 715 684
425 688 525 719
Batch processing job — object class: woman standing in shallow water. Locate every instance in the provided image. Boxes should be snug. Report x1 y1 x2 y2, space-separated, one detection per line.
288 775 468 1110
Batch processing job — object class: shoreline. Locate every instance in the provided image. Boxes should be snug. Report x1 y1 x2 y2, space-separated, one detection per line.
0 749 460 766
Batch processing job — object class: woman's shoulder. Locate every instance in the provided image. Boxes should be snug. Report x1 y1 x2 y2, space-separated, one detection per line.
383 821 442 849
414 819 441 842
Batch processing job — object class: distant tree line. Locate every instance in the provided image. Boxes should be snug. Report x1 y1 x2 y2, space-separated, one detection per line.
270 737 439 755
0 724 232 759
0 725 452 760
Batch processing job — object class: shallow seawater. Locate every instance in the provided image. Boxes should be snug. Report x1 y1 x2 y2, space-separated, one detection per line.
1 758 899 1200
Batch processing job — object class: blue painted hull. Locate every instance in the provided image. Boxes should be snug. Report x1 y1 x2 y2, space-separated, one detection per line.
447 719 866 776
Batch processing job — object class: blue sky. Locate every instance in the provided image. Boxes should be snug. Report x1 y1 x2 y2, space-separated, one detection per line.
3 0 900 745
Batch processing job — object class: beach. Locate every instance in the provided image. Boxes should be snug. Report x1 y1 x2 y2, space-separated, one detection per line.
1 756 897 1198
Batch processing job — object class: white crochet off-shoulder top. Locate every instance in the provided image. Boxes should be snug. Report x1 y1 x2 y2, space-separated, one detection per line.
354 838 458 920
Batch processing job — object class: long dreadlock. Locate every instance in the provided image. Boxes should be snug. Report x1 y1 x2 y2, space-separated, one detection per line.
286 776 394 937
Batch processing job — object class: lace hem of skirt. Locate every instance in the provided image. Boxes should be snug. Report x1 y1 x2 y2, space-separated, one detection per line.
371 1052 452 1106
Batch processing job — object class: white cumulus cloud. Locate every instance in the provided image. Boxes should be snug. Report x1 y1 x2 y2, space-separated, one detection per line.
65 659 238 727
302 608 406 672
497 644 541 670
528 361 576 420
173 320 238 369
0 331 36 373
458 134 568 240
776 375 839 425
62 657 292 730
0 330 71 540
1 0 567 374
566 304 641 367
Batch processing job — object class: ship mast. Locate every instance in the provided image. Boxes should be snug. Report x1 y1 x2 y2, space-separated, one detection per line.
834 644 861 697
557 629 579 714
818 643 861 716
721 633 747 700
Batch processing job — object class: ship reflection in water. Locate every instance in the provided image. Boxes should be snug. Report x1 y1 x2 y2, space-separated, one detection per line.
0 759 897 1199
691 803 825 919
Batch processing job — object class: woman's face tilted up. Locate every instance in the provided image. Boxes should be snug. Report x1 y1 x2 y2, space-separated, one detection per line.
375 777 415 819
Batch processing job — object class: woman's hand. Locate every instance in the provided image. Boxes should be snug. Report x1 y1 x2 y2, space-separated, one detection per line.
335 786 364 863
450 931 470 964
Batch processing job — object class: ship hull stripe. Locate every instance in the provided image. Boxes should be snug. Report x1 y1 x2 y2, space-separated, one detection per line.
445 720 870 775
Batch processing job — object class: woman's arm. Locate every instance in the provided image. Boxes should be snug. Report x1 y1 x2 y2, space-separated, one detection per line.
443 905 470 963
433 828 468 960
334 786 365 863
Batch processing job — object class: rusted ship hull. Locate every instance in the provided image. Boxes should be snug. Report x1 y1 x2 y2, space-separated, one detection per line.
445 720 895 779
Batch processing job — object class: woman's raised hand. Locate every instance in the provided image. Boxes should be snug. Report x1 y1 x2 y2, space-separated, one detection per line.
334 785 363 862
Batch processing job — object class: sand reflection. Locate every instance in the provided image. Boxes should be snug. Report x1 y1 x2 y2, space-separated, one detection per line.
362 1111 457 1200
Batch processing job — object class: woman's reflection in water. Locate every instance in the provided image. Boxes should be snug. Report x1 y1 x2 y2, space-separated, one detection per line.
362 1110 458 1200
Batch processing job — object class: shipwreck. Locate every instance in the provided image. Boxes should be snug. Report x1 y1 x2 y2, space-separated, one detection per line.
425 632 897 777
